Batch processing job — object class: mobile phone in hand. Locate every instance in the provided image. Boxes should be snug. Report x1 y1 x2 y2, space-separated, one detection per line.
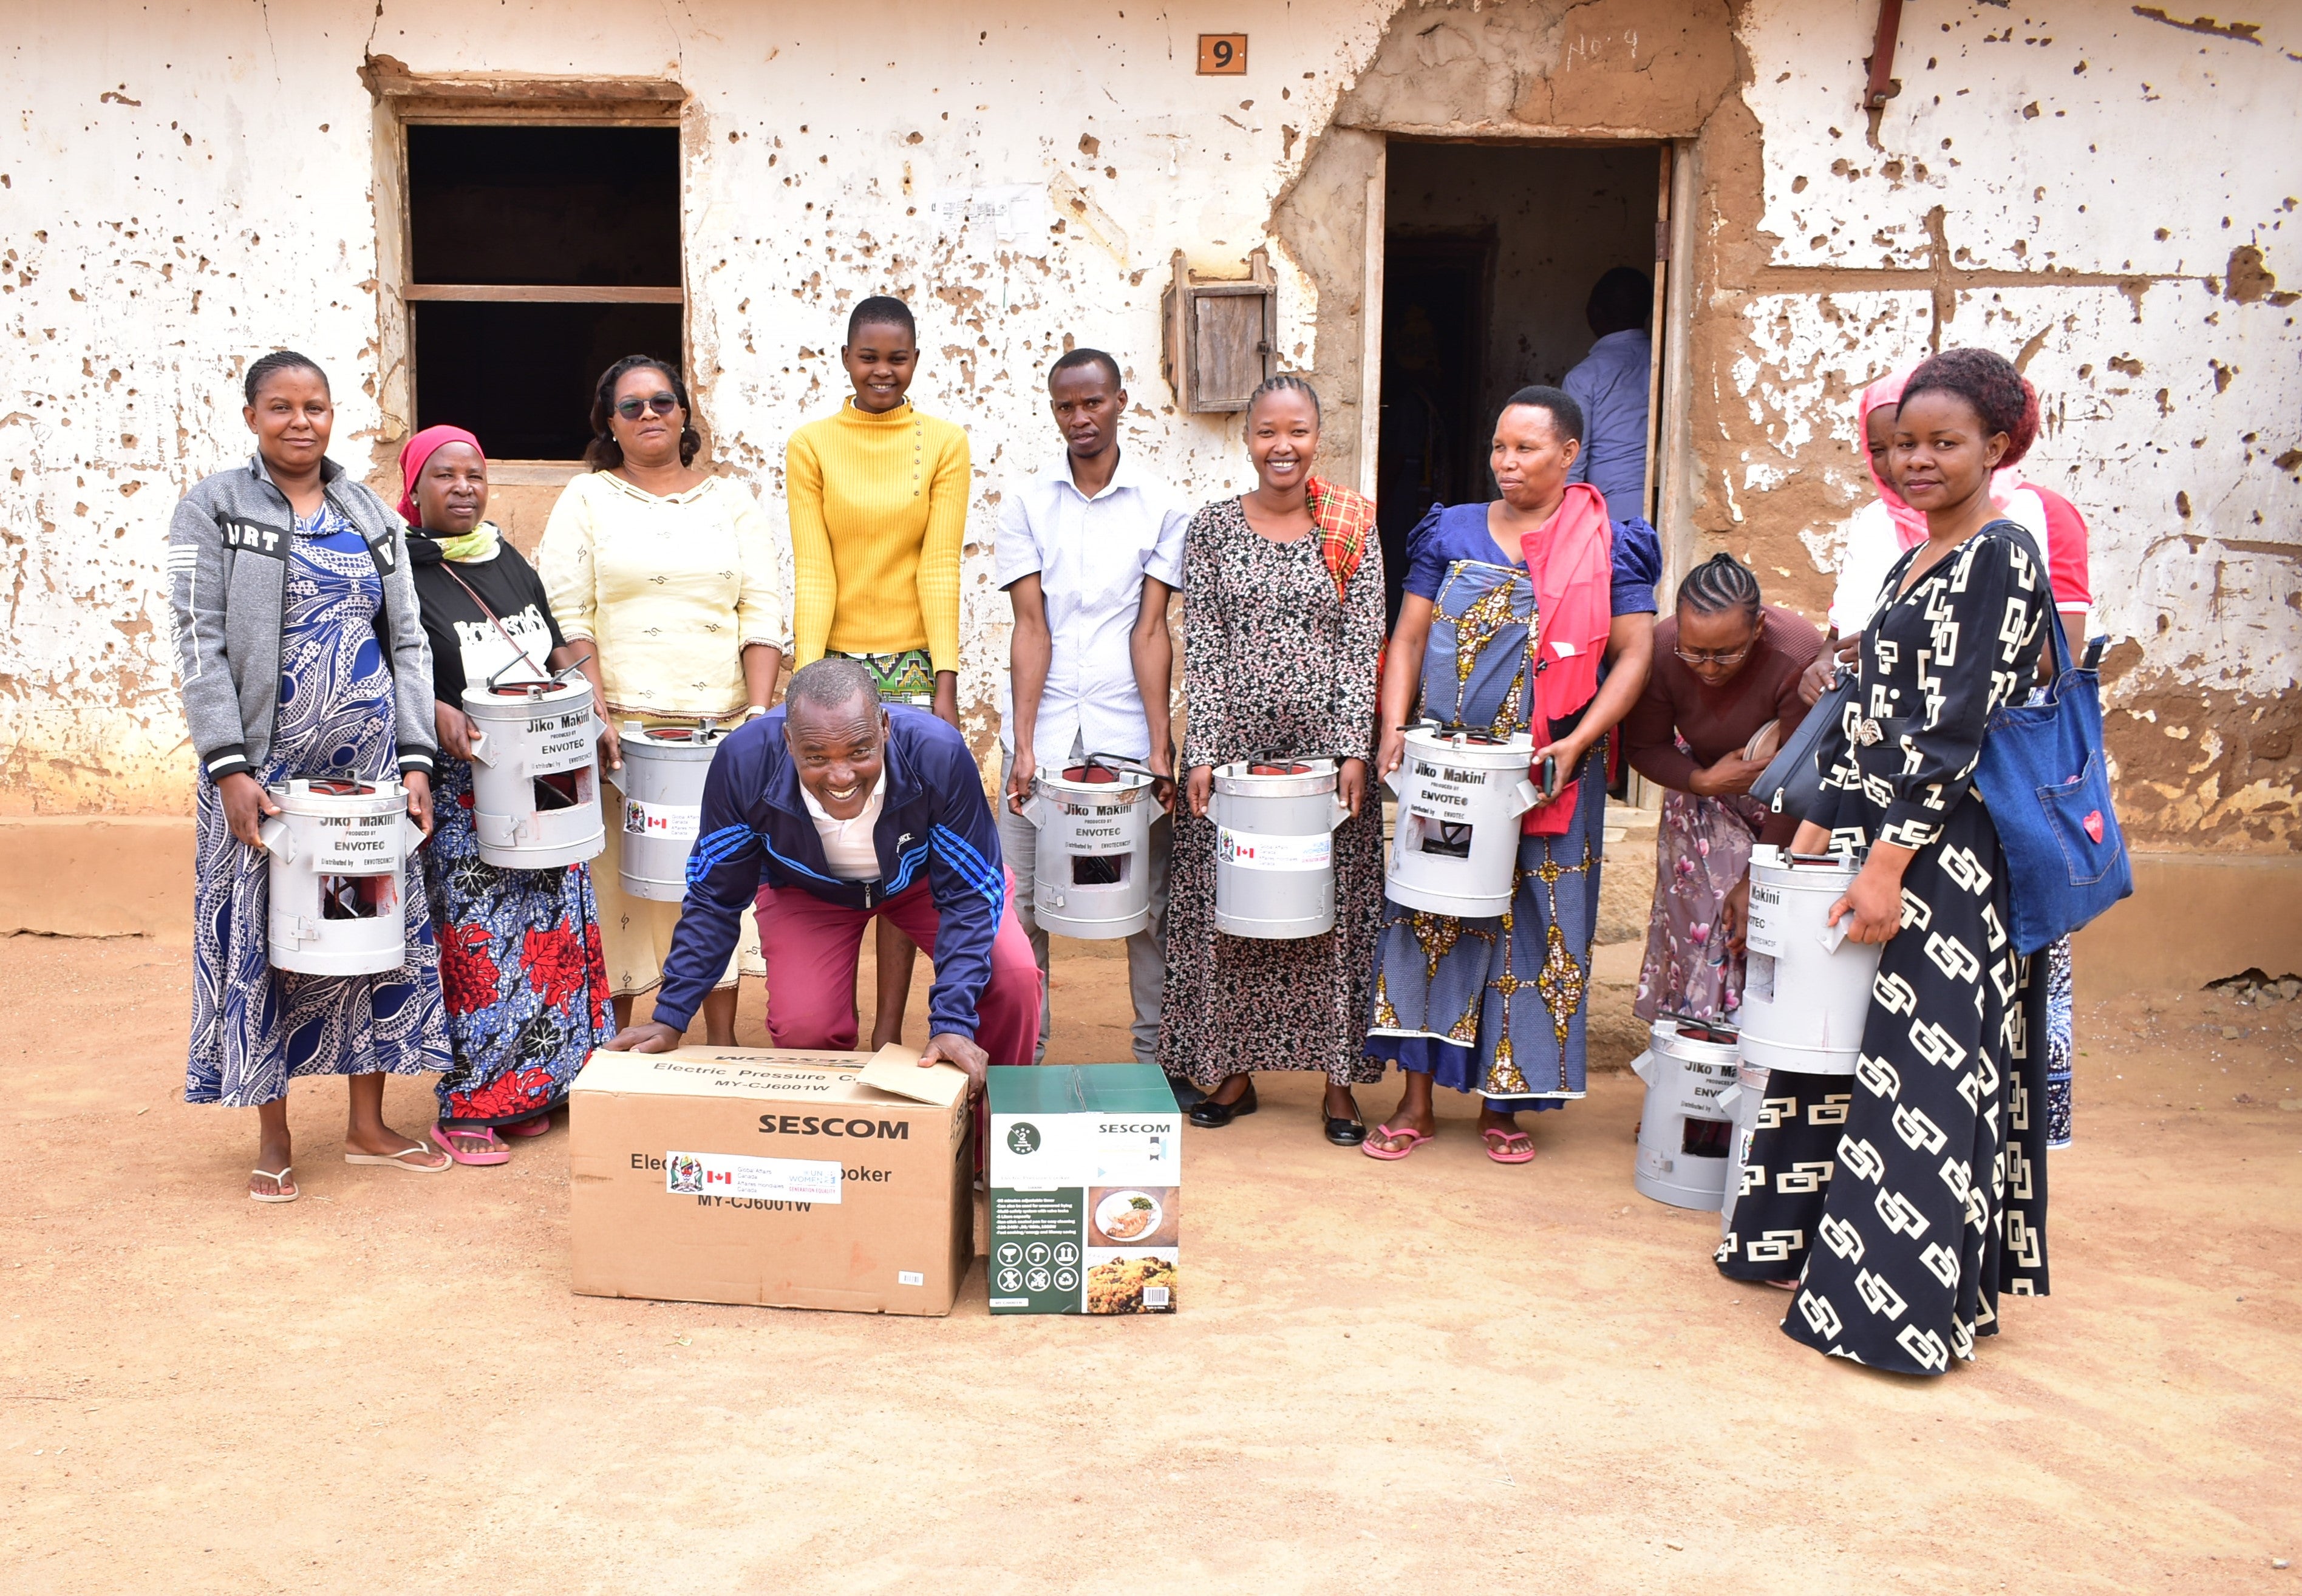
1538 754 1559 802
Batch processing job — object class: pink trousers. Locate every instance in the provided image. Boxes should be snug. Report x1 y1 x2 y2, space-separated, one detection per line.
752 872 1043 1064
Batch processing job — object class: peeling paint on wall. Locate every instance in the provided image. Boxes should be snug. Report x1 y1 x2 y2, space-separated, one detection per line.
1 0 2294 852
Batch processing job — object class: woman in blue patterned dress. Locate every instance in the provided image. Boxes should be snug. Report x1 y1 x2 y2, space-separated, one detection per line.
167 352 452 1201
402 425 615 1164
1361 387 1658 1162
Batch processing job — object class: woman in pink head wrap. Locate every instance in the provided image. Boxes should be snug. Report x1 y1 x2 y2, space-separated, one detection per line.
400 424 615 1166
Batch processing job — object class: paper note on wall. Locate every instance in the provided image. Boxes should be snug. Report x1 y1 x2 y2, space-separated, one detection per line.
924 184 1051 242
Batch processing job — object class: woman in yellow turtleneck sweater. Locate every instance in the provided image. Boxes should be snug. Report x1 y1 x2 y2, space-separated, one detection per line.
785 294 973 1044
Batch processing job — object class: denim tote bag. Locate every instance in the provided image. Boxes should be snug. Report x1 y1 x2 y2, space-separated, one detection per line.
1972 523 2133 955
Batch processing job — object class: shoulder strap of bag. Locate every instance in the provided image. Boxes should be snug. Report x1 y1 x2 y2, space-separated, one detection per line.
435 560 550 685
1977 518 2074 678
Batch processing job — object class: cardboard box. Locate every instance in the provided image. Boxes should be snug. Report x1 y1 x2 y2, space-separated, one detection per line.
570 1045 972 1316
987 1064 1182 1314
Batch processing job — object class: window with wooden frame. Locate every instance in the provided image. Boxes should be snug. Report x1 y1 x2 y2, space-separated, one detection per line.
366 63 688 469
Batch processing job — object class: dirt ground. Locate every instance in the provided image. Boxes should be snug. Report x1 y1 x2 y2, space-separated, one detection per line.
2 930 2297 1594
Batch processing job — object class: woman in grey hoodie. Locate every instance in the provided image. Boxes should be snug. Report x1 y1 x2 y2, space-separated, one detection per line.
168 351 453 1200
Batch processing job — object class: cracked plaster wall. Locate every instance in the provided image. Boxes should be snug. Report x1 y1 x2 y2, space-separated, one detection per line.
1 0 2295 851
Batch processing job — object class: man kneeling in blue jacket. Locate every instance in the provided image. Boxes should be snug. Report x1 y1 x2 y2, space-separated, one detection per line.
605 657 1042 1085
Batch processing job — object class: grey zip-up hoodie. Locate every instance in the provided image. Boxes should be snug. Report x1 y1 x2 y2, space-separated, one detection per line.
166 454 437 784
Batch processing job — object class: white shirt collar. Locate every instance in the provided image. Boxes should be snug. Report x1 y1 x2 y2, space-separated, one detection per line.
1043 448 1139 503
799 767 888 824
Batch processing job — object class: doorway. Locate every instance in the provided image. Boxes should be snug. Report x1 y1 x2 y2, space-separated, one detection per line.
1374 141 1667 625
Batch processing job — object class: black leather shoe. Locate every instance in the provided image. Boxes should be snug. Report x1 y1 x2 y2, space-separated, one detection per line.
1188 1079 1258 1127
1323 1098 1367 1146
1170 1078 1208 1113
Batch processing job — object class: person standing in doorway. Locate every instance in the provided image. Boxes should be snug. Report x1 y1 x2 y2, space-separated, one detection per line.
1560 265 1655 520
996 348 1188 1066
169 351 454 1200
786 296 973 1050
537 355 786 1043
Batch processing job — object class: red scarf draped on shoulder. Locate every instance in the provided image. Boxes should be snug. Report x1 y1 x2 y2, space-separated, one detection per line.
1305 476 1375 599
1520 483 1614 835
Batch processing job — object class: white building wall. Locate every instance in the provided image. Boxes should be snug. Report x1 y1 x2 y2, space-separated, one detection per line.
1727 0 2300 843
1 0 2294 844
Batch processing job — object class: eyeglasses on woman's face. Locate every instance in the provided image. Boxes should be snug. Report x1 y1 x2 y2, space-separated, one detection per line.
1674 643 1752 667
614 392 681 422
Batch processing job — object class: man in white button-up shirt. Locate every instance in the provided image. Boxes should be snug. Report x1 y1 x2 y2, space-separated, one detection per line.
996 349 1190 1065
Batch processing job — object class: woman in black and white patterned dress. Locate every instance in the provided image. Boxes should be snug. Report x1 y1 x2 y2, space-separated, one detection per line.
1718 348 2052 1376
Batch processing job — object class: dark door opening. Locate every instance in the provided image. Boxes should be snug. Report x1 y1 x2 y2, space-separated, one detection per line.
1374 234 1492 625
1375 141 1667 629
406 124 684 461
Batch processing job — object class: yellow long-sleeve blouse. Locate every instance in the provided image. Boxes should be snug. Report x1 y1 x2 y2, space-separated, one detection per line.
536 470 788 718
786 399 971 674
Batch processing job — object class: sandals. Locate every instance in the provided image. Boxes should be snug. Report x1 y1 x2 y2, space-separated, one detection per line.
344 1139 453 1173
498 1113 553 1139
1481 1126 1536 1164
429 1123 509 1166
1360 1123 1432 1161
249 1166 298 1204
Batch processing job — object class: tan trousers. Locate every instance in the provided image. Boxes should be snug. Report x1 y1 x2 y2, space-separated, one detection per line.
595 715 762 998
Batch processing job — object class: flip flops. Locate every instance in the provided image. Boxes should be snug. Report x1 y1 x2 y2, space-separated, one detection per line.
1481 1127 1536 1164
249 1166 298 1204
427 1124 509 1166
1360 1123 1432 1161
344 1139 453 1172
498 1113 553 1139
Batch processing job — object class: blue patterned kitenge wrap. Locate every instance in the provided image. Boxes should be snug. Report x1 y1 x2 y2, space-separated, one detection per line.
184 505 449 1108
1364 557 1607 1110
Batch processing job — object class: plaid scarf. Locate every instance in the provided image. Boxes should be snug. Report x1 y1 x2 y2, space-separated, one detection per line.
1305 476 1375 602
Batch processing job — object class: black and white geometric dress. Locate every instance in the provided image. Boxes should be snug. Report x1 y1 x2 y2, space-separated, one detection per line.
1718 523 2051 1376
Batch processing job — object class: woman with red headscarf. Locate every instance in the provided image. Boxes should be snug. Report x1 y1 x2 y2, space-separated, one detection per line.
402 426 615 1165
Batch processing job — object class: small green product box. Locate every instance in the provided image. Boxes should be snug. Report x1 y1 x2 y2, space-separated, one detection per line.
987 1064 1181 1314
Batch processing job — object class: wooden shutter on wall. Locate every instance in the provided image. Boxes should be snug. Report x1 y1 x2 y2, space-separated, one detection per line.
1162 248 1277 413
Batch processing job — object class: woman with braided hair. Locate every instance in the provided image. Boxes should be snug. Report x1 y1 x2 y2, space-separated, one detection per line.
1619 552 1822 1025
1719 347 2054 1376
1158 374 1388 1143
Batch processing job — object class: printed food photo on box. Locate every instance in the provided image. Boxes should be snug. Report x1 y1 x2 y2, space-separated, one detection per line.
987 1064 1181 1316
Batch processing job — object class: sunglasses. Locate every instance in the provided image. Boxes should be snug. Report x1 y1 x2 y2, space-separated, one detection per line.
614 392 681 421
1674 644 1753 667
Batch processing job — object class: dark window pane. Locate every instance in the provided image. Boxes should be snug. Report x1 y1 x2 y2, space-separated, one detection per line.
407 125 679 287
414 301 684 461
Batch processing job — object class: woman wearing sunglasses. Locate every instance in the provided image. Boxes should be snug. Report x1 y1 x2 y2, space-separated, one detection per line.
1618 554 1823 1027
537 355 788 1042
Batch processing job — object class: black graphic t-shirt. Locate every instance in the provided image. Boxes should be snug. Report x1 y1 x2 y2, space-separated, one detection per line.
406 527 568 705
